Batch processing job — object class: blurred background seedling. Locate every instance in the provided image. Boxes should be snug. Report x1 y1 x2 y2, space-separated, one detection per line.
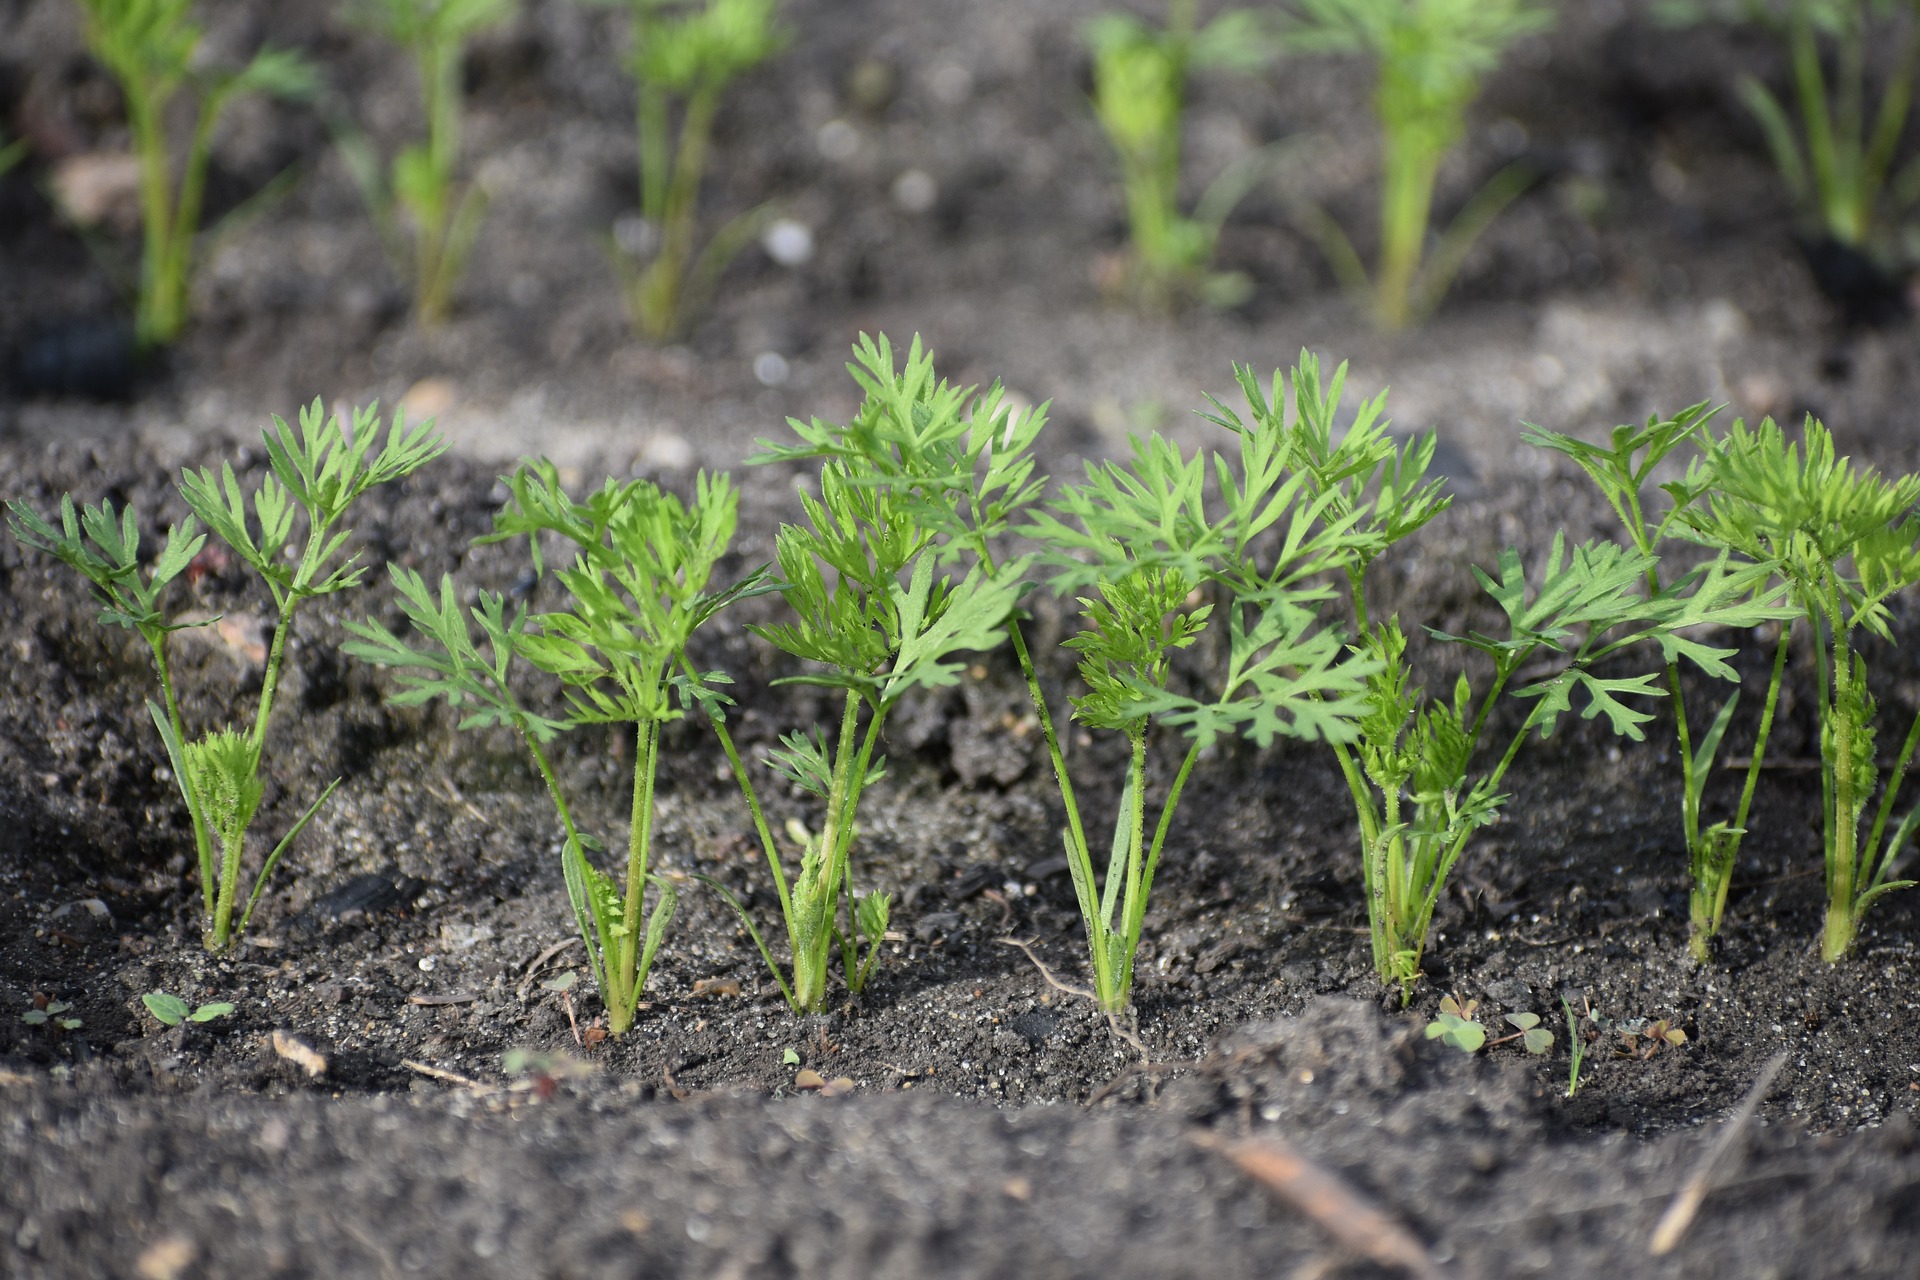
600 0 789 339
1661 0 1920 260
340 0 514 327
1085 0 1280 308
74 0 317 348
1284 0 1553 329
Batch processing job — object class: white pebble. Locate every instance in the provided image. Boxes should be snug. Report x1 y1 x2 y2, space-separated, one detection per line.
761 219 814 267
753 351 791 387
892 169 938 214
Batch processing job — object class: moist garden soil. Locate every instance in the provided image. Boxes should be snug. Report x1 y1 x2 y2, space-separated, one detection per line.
4 0 1920 1276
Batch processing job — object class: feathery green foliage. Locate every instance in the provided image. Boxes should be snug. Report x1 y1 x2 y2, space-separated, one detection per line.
1526 407 1797 960
74 0 316 347
599 0 788 339
1025 359 1375 1012
1680 415 1920 960
342 0 514 326
1285 0 1551 329
1085 0 1277 308
8 401 444 951
1661 0 1920 249
345 463 764 1033
698 369 1029 1012
1203 354 1780 996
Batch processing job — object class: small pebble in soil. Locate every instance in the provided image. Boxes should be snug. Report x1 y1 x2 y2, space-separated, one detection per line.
761 219 814 267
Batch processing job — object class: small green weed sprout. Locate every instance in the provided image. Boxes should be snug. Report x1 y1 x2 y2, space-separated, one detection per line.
75 0 317 348
341 0 513 327
8 403 445 952
601 0 788 340
1661 0 1920 250
345 463 762 1034
1285 0 1552 330
1562 995 1590 1096
1425 993 1484 1050
697 352 1028 1013
21 999 82 1031
1026 368 1371 1014
1426 993 1551 1052
1681 415 1920 960
1526 408 1798 961
1086 0 1276 307
1617 1015 1688 1058
1204 355 1778 998
1493 1010 1553 1054
142 992 233 1025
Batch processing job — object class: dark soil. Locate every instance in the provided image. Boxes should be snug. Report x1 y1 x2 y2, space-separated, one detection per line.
4 0 1920 1276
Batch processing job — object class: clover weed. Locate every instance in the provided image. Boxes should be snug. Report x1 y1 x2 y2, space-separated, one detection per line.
1526 408 1798 961
1680 415 1920 960
8 402 444 952
75 0 317 348
1661 0 1920 250
1086 0 1276 308
1285 0 1551 330
345 464 763 1034
341 0 513 327
600 0 788 340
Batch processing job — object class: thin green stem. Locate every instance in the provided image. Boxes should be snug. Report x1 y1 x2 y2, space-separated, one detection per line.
618 716 660 1014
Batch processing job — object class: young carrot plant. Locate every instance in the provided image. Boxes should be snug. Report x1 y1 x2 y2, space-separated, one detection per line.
341 0 513 327
694 423 1025 1011
1661 0 1920 250
1086 0 1277 307
1285 0 1551 330
601 0 788 340
1024 400 1372 1013
344 463 763 1034
1202 354 1779 996
75 0 317 348
7 402 446 952
1525 407 1798 960
1680 416 1920 960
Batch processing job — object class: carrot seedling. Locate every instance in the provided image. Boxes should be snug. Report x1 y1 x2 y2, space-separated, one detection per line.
1025 373 1371 1013
340 0 513 326
600 0 789 340
1680 415 1920 960
1661 0 1920 251
1202 355 1780 997
8 402 446 952
1526 408 1798 961
345 464 764 1034
1085 0 1278 307
1285 0 1552 330
74 0 317 348
693 372 1028 1013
